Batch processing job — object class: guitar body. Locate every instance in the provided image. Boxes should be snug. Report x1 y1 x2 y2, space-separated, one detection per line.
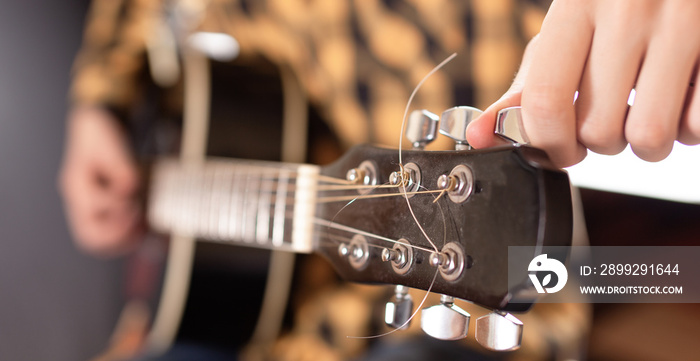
142 57 338 354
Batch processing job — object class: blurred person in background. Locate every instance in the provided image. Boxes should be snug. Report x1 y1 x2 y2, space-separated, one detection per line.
59 0 700 360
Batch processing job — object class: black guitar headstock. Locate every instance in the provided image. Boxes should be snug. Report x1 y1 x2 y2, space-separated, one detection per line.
314 141 572 313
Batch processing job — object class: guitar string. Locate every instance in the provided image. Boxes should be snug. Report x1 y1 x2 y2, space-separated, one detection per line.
313 217 435 254
159 169 453 256
347 53 458 339
163 175 444 256
162 168 454 205
394 52 457 250
157 55 458 340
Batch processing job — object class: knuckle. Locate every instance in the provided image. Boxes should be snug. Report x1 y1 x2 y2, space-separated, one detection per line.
679 118 700 145
578 118 626 155
626 121 674 161
626 125 670 151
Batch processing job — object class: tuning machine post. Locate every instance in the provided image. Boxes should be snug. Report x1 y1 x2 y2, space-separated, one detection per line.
439 106 483 150
385 285 414 329
436 164 474 204
428 242 467 281
420 295 470 340
475 312 523 351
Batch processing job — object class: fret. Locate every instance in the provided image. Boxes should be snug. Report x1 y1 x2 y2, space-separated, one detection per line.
208 162 225 240
291 165 318 253
198 165 215 240
148 161 170 230
216 162 235 241
272 169 290 247
255 168 274 244
241 167 258 243
237 166 249 242
180 166 196 236
227 166 243 241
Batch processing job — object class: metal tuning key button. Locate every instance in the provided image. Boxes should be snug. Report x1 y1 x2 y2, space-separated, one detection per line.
385 285 414 329
439 106 483 150
406 109 440 150
495 106 530 145
420 295 470 340
475 312 523 351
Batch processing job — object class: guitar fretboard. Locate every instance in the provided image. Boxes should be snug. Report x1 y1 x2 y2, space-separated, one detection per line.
149 158 320 253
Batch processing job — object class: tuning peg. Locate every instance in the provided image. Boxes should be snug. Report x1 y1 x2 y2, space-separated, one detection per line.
406 110 440 150
495 106 530 145
475 312 523 351
385 285 414 329
439 106 483 150
420 295 470 340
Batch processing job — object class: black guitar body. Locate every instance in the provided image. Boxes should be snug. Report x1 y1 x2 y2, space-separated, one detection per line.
143 57 338 354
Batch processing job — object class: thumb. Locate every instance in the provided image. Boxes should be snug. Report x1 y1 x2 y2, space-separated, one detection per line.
467 91 522 148
466 35 539 148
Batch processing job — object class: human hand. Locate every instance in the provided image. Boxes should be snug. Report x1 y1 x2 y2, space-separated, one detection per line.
467 0 700 167
59 106 143 256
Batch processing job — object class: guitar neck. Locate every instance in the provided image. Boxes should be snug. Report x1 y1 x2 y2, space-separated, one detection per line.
148 157 320 253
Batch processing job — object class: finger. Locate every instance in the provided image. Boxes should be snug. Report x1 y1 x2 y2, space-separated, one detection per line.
521 1 593 167
575 6 648 155
466 92 521 148
679 67 700 145
467 35 540 148
626 9 700 161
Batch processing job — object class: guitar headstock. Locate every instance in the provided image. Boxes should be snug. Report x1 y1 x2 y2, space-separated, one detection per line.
315 143 572 308
312 107 572 349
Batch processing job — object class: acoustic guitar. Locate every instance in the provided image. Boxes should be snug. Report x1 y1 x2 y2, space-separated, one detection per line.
147 106 572 352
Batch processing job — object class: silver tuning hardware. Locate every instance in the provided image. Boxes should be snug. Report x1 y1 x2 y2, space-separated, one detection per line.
346 160 378 195
406 109 440 150
439 106 483 150
338 234 370 270
436 164 474 204
388 162 421 198
429 242 466 281
495 106 530 145
420 295 470 340
385 285 414 329
475 312 524 351
381 238 413 275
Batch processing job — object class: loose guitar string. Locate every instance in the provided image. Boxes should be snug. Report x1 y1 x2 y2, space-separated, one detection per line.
345 53 457 340
344 181 449 340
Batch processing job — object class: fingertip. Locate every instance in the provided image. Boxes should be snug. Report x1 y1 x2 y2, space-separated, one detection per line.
629 143 673 163
468 91 524 149
466 111 499 148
